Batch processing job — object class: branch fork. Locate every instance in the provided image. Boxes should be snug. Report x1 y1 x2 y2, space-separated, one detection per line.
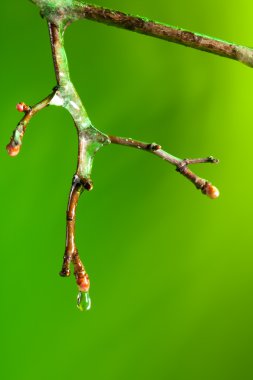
6 0 233 310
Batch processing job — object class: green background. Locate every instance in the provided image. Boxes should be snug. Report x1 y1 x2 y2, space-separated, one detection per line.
1 1 252 379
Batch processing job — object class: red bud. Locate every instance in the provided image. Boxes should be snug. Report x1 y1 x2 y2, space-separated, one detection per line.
77 274 90 292
6 143 20 157
205 184 220 199
16 102 29 113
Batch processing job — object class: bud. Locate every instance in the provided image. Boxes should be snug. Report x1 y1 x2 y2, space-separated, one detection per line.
205 183 220 199
6 143 20 157
16 102 30 113
77 273 90 292
83 179 93 191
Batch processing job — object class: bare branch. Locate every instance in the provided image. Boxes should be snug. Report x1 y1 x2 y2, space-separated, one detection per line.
6 1 223 310
109 136 220 199
60 174 93 280
47 2 253 68
60 174 92 311
6 90 56 156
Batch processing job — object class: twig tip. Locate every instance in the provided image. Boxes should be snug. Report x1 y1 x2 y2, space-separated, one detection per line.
205 183 220 199
76 273 90 292
208 156 219 164
16 102 30 113
6 142 20 157
59 268 71 277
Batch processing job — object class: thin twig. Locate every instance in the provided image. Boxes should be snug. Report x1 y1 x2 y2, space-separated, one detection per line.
60 174 92 286
6 91 56 156
109 136 219 199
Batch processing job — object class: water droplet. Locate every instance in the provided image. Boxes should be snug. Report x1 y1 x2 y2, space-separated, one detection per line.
77 291 91 311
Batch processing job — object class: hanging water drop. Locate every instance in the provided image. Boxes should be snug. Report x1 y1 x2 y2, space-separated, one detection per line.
77 291 91 311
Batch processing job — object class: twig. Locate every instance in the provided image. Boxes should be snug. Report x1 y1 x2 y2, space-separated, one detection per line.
47 20 108 303
109 136 219 199
60 174 92 283
7 1 223 310
6 91 56 156
60 174 92 311
36 1 253 68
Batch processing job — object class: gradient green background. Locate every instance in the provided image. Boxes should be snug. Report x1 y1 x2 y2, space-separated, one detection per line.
1 1 253 379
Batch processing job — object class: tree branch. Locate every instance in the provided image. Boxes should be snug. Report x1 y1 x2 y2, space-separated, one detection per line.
60 174 92 311
60 174 93 279
109 136 219 199
7 1 222 310
6 91 56 156
46 21 109 309
35 1 253 67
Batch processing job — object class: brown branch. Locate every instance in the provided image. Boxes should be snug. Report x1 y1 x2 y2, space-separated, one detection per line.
109 136 219 199
60 175 93 290
6 90 56 156
46 19 107 309
53 3 253 67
